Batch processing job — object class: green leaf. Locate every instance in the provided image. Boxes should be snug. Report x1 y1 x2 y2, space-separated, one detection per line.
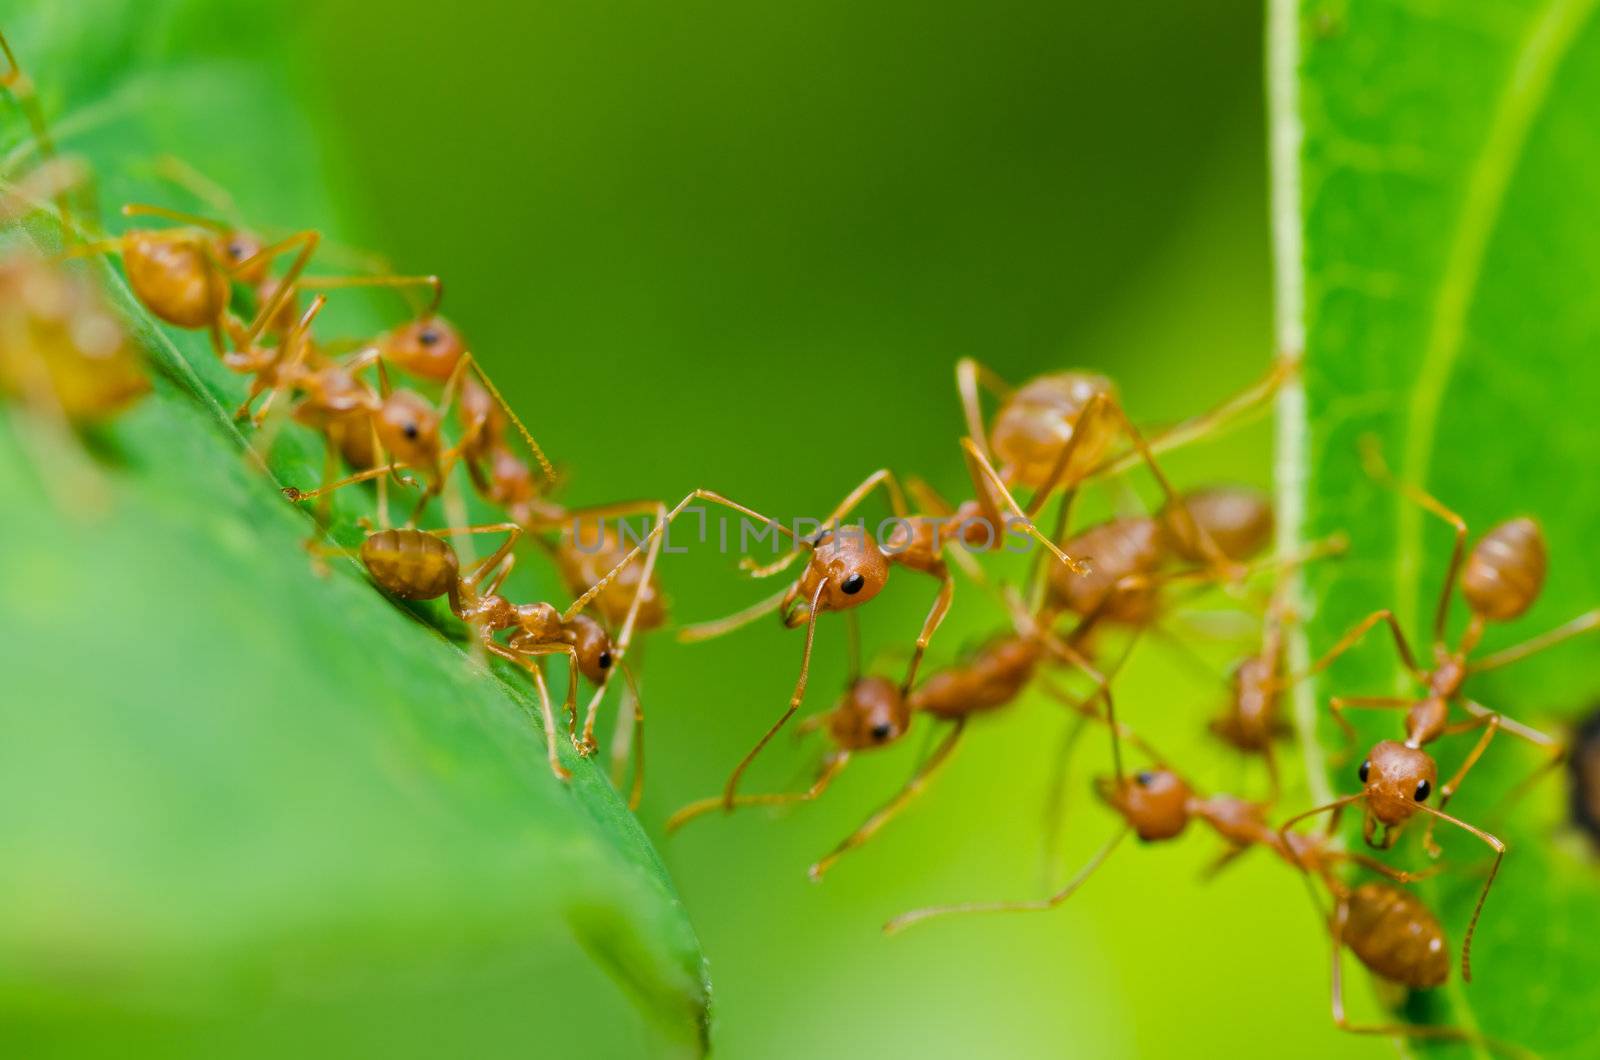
1271 0 1600 1055
0 2 709 1054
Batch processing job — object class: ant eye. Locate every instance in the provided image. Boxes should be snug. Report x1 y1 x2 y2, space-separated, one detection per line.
1135 771 1154 787
870 722 893 742
841 573 866 595
402 422 420 441
228 242 245 258
1358 760 1370 783
419 327 440 346
1415 779 1431 801
598 651 612 669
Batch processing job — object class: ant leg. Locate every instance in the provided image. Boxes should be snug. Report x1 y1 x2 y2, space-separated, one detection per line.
1096 398 1241 582
1034 632 1127 782
1469 609 1600 673
614 661 647 809
1326 696 1414 758
883 825 1128 935
1277 794 1365 872
677 585 791 643
906 475 955 517
484 644 569 781
960 437 1089 574
1358 437 1469 649
1413 803 1504 982
954 357 1014 464
1199 844 1253 882
810 718 967 881
444 523 523 590
666 753 850 833
900 570 953 695
295 272 443 318
455 353 556 483
1039 707 1092 888
1334 850 1446 884
721 581 828 809
566 489 800 621
1089 357 1294 479
1282 609 1424 688
576 502 668 755
1460 698 1566 829
282 461 413 505
740 467 910 577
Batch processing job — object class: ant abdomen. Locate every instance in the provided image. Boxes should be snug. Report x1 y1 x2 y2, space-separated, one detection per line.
121 232 228 329
990 372 1117 487
1162 486 1273 565
1461 517 1546 621
1342 882 1449 989
360 528 460 601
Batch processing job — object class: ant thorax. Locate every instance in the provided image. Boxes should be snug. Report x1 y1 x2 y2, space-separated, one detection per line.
1403 696 1449 746
990 371 1117 487
511 601 563 641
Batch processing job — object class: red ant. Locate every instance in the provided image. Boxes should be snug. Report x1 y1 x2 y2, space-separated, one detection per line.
1275 446 1597 979
667 582 1122 880
953 358 1292 587
883 726 1505 1050
350 517 662 788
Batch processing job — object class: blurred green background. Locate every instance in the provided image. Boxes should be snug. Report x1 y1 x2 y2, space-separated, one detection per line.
3 0 1398 1054
293 1 1368 1056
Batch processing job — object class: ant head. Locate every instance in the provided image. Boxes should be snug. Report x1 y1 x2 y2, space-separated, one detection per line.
375 390 442 466
122 231 230 330
380 316 464 383
1461 516 1546 622
789 529 889 622
1358 740 1436 826
1162 485 1273 565
213 230 268 285
826 676 911 751
568 614 615 684
514 601 562 639
1096 768 1192 841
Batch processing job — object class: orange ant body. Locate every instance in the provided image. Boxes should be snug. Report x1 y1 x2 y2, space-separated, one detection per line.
354 519 662 786
1278 453 1598 980
0 248 147 427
